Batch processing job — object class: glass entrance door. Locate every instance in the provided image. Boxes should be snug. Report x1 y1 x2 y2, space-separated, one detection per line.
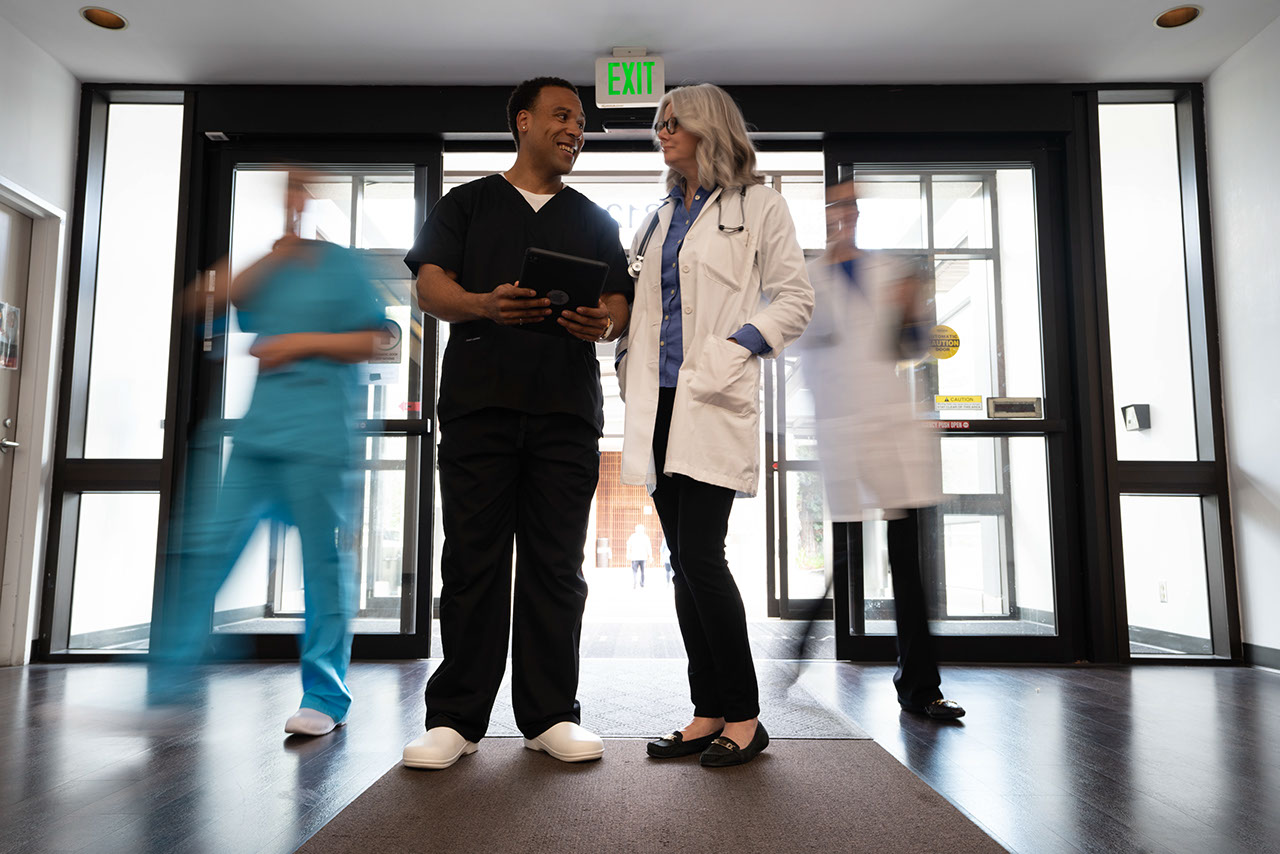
174 149 438 659
783 141 1079 661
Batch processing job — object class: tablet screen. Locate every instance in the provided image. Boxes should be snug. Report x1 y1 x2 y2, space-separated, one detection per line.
516 248 609 339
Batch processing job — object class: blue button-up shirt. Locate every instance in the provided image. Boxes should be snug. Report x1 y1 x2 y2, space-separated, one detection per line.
657 184 768 388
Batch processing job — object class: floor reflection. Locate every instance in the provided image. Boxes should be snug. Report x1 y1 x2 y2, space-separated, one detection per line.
1 661 1277 853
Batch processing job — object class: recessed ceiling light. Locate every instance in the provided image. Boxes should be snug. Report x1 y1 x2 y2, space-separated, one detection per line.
80 7 128 30
1154 5 1202 28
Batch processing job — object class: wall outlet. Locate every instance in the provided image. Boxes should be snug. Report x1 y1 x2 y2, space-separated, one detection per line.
1158 580 1169 603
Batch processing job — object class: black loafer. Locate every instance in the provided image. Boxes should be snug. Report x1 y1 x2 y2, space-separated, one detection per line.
647 728 724 759
699 722 769 767
900 698 966 720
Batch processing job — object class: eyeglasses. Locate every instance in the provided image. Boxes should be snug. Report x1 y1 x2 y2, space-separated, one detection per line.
653 116 680 135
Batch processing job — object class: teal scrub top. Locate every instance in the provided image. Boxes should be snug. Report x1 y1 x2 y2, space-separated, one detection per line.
233 241 386 462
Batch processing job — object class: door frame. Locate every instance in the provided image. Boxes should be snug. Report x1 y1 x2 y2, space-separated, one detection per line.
171 139 443 660
0 174 67 666
819 135 1085 663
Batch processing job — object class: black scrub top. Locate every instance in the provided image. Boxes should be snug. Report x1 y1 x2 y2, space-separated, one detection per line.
404 174 633 435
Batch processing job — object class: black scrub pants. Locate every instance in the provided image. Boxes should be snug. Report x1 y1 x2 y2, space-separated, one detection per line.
651 387 760 723
424 407 599 743
886 509 944 708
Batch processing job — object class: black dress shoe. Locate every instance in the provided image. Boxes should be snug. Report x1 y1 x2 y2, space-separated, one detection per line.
699 722 769 767
900 698 966 720
647 728 724 759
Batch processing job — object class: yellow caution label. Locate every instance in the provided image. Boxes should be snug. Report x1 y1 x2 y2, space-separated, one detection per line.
936 395 983 411
929 325 960 359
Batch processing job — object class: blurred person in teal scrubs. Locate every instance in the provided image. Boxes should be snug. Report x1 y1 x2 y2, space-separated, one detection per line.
152 171 386 737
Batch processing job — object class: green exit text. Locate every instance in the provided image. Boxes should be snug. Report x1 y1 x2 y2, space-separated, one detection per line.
607 61 658 96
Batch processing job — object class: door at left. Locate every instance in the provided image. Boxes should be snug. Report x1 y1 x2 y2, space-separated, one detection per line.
181 158 434 660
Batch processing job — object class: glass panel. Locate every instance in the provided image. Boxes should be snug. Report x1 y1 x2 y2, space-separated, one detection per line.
861 519 895 634
564 181 664 248
358 175 415 249
786 470 831 601
299 174 354 244
226 167 422 423
782 351 818 461
851 166 1045 407
68 493 160 649
934 258 998 401
862 436 1056 635
1098 104 1198 461
213 435 418 635
852 178 925 249
83 104 184 458
1121 495 1212 655
779 177 826 252
361 254 423 420
996 168 1046 400
932 178 991 249
940 436 1000 494
444 150 824 251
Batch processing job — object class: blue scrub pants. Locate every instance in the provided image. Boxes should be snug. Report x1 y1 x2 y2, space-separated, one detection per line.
156 435 358 722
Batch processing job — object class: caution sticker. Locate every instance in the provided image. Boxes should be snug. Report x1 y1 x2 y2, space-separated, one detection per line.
936 395 983 411
929 325 960 359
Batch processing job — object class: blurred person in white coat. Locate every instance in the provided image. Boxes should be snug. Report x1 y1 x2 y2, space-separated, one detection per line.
627 523 652 589
801 178 965 721
616 84 813 766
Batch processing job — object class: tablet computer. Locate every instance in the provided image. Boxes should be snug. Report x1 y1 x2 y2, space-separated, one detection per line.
515 247 610 338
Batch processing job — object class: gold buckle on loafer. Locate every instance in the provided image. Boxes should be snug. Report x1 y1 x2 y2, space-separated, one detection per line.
710 736 739 752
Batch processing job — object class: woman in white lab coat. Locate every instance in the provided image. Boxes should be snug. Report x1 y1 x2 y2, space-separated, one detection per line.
800 180 964 720
615 83 813 766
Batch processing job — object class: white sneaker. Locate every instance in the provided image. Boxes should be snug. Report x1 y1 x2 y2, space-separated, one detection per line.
284 708 343 736
403 727 478 770
523 721 604 763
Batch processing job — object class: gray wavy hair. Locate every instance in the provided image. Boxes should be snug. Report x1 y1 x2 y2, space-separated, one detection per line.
655 84 763 194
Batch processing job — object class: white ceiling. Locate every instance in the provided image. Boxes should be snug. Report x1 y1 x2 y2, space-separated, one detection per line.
2 0 1278 86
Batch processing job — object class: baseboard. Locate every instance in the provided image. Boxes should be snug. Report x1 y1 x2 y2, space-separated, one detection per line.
1244 643 1280 670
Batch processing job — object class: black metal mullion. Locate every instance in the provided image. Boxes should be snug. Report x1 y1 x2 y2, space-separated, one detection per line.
763 356 779 617
413 142 442 656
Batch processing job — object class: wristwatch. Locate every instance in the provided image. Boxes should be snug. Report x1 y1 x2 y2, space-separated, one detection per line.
598 316 614 341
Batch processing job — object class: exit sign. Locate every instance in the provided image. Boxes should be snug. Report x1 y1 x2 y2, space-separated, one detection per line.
595 55 664 108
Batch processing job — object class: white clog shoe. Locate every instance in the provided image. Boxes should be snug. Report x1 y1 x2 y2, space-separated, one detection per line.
523 721 604 763
403 726 478 770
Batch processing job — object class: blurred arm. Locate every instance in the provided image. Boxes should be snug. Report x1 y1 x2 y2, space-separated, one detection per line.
250 330 380 370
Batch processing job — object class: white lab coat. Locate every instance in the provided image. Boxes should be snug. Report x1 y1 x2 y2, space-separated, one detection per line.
800 252 942 521
626 531 652 562
617 183 814 496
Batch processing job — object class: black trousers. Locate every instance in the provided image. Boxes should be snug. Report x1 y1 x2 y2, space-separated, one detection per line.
887 509 944 708
651 387 760 722
425 407 599 742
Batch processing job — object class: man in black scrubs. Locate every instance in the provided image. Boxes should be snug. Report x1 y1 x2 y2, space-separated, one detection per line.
401 77 632 769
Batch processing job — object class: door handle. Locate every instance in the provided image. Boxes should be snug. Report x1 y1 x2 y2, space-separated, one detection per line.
0 438 19 453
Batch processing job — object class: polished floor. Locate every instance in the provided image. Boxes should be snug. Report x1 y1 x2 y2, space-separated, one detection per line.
1 658 1277 854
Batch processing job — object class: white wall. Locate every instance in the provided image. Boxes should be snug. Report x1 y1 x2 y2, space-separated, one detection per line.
0 13 78 663
1207 13 1280 655
0 16 78 215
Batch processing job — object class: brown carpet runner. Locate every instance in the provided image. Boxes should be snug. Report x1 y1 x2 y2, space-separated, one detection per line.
298 738 1005 854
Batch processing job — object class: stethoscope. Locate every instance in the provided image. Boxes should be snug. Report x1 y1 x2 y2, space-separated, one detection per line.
628 186 747 278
